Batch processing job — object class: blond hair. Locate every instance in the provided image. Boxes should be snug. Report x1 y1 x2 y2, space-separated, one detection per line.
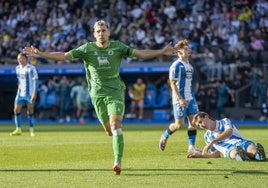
93 20 109 31
174 39 189 50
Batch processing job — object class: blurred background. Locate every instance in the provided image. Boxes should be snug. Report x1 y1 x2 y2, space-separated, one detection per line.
0 0 267 123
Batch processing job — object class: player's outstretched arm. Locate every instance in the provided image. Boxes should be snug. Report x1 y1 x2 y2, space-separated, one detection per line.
187 150 221 158
134 42 177 60
23 45 72 61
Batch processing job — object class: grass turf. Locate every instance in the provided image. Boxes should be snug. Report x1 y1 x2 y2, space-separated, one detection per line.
0 124 267 188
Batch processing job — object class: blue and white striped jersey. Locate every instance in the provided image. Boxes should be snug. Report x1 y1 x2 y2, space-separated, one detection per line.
204 118 244 157
169 58 195 104
15 64 38 98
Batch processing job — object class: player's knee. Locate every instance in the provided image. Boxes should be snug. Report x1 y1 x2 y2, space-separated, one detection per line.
110 119 122 130
173 123 183 129
14 108 20 114
27 109 34 114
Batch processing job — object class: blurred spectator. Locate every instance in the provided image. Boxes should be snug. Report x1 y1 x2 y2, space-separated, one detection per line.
215 80 235 119
135 26 146 47
154 29 166 49
245 64 264 108
238 6 253 23
130 3 143 19
126 78 146 120
36 80 48 117
145 5 157 29
228 38 246 53
0 0 267 67
250 35 265 64
156 83 171 108
228 6 240 22
163 1 177 20
144 82 157 108
0 0 268 122
255 75 268 112
58 76 74 123
70 80 91 124
115 0 127 16
196 83 217 114
199 47 216 82
45 76 60 120
257 76 268 122
237 47 253 79
232 73 244 90
217 23 228 44
214 47 226 80
196 84 207 111
228 48 241 81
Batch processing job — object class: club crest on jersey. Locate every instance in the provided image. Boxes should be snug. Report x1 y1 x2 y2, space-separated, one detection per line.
186 70 192 78
108 50 114 55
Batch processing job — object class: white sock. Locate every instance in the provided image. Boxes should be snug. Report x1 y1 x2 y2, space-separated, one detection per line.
112 128 123 136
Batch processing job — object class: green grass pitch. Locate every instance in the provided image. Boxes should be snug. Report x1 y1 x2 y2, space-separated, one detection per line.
0 124 267 188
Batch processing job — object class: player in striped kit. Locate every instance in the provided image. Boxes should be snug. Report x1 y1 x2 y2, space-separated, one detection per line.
10 53 39 137
187 111 266 161
159 39 199 154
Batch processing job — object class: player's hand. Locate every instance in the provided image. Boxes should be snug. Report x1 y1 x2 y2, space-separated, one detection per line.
187 150 203 158
202 144 211 155
23 46 41 58
162 42 177 56
187 152 195 158
31 93 37 102
178 98 188 107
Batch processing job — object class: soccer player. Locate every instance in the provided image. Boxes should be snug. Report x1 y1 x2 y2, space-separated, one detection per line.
70 80 90 124
187 111 266 161
159 39 199 153
10 53 39 137
23 20 177 175
126 78 146 120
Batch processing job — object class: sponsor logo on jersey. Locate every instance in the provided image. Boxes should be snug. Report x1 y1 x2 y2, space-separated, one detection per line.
97 57 109 66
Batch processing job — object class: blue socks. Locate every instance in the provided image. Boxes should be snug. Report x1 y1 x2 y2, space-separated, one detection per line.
15 113 35 130
15 114 21 129
163 128 173 139
28 114 34 129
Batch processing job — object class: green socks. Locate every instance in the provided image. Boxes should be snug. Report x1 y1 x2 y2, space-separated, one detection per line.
113 134 124 165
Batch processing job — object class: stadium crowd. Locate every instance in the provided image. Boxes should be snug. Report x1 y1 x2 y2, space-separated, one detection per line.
0 0 268 121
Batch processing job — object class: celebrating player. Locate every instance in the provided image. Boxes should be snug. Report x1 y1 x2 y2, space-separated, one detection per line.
10 53 39 137
23 20 177 175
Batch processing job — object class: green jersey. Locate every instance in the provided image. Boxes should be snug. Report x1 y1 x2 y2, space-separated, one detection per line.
69 41 135 96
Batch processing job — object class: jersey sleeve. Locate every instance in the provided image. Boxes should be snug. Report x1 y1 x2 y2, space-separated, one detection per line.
224 118 233 129
169 61 180 81
118 41 135 58
69 43 88 60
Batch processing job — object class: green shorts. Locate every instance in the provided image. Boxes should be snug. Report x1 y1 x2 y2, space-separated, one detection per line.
91 94 125 125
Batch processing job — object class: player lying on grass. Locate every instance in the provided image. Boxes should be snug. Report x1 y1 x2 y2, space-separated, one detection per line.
187 112 266 161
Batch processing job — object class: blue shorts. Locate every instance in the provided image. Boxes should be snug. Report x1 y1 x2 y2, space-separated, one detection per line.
15 95 34 106
226 139 255 159
173 98 199 119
